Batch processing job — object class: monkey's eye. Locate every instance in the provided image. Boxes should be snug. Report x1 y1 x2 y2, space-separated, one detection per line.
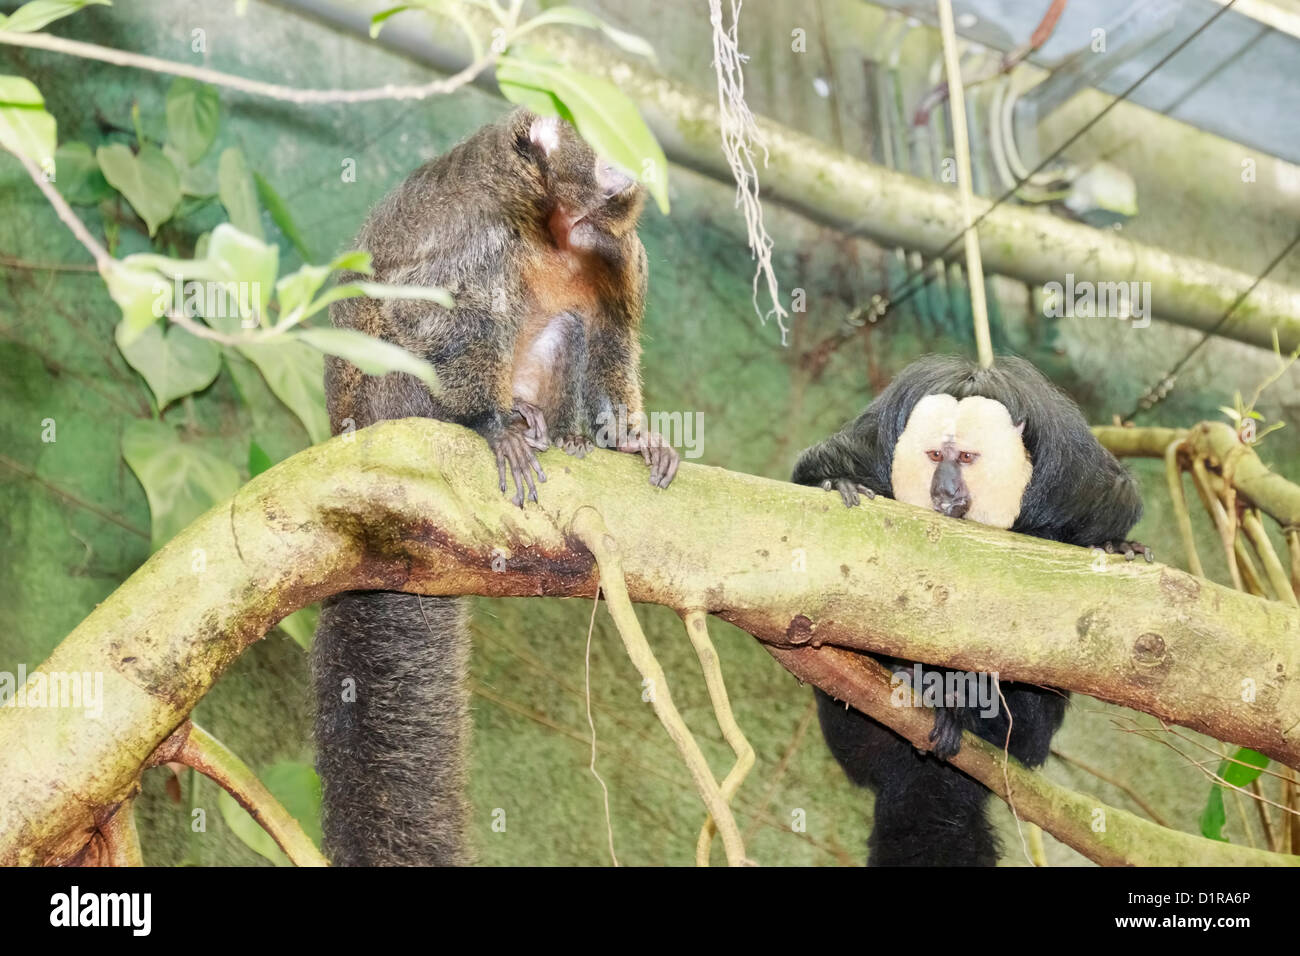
958 451 977 464
927 450 943 463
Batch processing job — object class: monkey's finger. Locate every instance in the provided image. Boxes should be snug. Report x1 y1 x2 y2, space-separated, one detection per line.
856 484 876 500
521 458 540 503
648 444 666 486
495 445 509 494
525 446 547 484
659 447 680 488
820 480 833 491
836 481 859 508
505 437 529 507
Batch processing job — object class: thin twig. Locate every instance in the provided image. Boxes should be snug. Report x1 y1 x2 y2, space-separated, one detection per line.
0 29 497 105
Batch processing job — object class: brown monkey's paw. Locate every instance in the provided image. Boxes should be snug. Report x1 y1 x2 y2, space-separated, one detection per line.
491 420 547 507
1100 539 1154 563
927 708 963 761
511 400 550 451
617 430 679 489
820 478 876 508
554 433 595 459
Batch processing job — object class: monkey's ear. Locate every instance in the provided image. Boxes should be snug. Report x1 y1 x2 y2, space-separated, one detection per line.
528 115 562 156
1014 420 1026 436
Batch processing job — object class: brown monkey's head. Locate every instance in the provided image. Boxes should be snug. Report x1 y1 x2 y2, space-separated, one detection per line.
510 110 645 247
890 393 1032 529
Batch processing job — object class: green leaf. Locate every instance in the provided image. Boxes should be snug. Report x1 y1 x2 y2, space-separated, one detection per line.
1221 747 1269 788
202 222 278 325
237 336 331 444
247 439 273 477
164 144 219 197
1200 747 1269 842
274 263 332 323
277 603 319 650
296 326 439 392
1200 786 1227 842
96 142 181 236
497 48 669 214
369 5 411 37
53 141 113 205
0 0 111 33
218 146 264 240
165 77 220 164
254 172 313 261
299 279 452 325
1218 406 1241 423
121 419 240 551
101 259 171 343
217 762 322 866
514 6 655 60
0 75 56 166
115 319 221 410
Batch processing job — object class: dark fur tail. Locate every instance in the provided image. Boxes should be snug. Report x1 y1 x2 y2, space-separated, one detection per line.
816 681 1066 866
312 591 471 866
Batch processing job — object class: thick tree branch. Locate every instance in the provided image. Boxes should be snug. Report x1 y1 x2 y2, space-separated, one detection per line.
0 418 1296 865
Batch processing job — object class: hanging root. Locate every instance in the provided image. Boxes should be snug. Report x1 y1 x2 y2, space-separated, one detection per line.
681 608 756 866
1164 439 1204 577
1026 822 1048 867
571 508 748 866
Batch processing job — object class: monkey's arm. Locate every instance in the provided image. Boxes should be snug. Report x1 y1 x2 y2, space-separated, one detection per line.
585 323 678 488
792 416 889 507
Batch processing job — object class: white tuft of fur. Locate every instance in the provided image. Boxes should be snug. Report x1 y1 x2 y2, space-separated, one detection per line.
529 115 561 155
890 393 1032 529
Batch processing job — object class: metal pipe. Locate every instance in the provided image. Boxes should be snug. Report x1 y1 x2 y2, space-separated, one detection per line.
272 0 1300 353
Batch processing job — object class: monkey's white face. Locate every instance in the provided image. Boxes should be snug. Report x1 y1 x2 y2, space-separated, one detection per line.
890 393 1032 529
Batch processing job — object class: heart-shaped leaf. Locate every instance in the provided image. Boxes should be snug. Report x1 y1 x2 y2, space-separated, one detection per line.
165 77 219 165
121 419 240 551
114 319 221 410
96 142 181 236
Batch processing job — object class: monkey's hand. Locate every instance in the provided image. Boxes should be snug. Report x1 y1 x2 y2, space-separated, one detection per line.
927 707 964 760
555 433 595 459
1099 539 1154 562
490 419 547 507
820 478 876 508
511 400 550 451
618 430 679 489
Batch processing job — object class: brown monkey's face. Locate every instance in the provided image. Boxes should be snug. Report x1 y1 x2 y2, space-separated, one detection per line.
526 115 645 241
890 394 1032 529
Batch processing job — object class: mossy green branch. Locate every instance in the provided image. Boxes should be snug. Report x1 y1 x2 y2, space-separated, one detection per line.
1096 422 1300 529
1 418 1297 865
771 644 1298 866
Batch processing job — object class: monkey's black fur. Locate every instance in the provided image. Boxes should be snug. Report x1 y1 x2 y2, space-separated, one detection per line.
793 354 1143 866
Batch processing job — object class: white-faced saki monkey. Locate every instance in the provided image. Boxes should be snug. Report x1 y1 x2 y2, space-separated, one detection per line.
792 354 1150 866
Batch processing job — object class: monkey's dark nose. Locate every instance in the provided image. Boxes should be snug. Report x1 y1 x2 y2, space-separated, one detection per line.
596 160 635 199
937 496 970 519
930 459 970 519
